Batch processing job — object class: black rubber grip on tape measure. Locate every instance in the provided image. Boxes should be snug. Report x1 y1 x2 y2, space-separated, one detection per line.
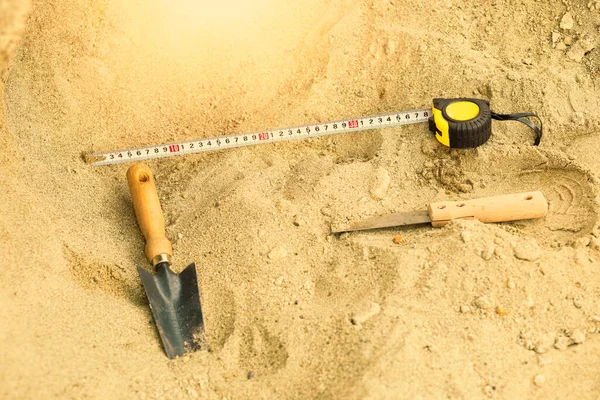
439 98 491 148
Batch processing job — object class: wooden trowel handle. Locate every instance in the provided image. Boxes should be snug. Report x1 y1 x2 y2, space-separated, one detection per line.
127 164 173 266
428 191 548 227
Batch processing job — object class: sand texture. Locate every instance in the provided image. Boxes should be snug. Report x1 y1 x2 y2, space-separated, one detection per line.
2 0 600 398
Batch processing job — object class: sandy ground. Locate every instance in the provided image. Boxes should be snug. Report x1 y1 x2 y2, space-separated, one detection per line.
1 0 600 399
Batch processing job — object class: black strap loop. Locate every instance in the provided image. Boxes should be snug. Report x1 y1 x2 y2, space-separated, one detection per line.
491 112 543 146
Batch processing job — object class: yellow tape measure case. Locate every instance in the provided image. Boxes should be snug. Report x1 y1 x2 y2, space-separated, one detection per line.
428 98 492 148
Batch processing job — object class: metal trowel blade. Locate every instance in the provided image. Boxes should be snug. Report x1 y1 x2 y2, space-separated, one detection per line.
137 262 205 359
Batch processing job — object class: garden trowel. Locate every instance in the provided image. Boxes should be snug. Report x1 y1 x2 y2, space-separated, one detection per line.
127 163 205 359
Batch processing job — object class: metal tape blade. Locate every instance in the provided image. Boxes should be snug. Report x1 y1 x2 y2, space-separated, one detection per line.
85 108 431 166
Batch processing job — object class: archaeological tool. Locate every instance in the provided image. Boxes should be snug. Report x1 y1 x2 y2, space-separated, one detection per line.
85 98 542 166
331 191 548 233
127 163 205 359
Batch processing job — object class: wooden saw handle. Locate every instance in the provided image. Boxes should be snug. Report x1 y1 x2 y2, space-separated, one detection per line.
127 164 173 265
428 191 548 227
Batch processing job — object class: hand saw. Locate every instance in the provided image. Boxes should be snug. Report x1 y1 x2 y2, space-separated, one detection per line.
84 98 542 166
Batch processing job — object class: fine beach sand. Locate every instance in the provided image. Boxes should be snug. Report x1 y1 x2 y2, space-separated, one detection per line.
1 0 600 398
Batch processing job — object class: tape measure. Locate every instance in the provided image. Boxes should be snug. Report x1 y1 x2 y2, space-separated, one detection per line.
429 98 542 149
84 98 542 166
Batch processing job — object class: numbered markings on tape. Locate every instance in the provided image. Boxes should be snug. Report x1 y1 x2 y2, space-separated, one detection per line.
85 109 430 166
